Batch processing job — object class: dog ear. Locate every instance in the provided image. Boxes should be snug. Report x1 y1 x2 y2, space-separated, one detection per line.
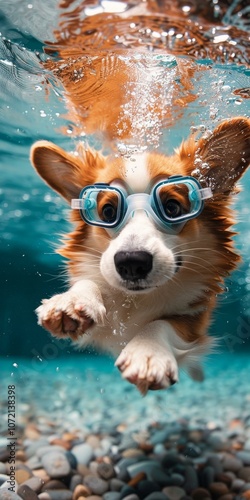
188 118 250 195
30 141 105 202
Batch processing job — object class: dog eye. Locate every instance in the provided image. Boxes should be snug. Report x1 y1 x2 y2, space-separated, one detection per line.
101 203 117 223
163 199 183 219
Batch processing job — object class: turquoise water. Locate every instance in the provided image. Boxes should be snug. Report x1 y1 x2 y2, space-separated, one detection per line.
0 0 250 367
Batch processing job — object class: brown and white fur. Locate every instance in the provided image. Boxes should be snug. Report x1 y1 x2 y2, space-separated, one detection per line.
31 117 250 394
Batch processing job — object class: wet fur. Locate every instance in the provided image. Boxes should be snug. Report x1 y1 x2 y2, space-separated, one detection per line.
31 117 250 394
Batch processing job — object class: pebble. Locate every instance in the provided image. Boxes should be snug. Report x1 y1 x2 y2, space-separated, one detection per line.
96 462 115 479
208 482 230 498
38 491 73 500
162 486 186 500
16 467 33 485
110 478 126 491
144 494 168 500
83 474 109 495
137 479 161 497
0 490 23 499
238 467 250 481
71 444 94 466
41 479 67 491
70 474 83 491
72 484 91 499
41 451 71 478
20 477 44 493
102 493 120 500
237 451 250 466
122 496 139 500
191 488 211 499
18 484 39 500
222 454 243 472
183 465 199 493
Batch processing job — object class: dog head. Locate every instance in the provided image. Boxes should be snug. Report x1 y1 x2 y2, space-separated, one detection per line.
31 118 250 294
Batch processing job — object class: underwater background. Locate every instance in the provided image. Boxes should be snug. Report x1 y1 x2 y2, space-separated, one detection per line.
0 2 250 498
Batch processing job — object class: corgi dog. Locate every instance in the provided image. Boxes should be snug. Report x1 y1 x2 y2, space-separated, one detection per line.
31 117 250 394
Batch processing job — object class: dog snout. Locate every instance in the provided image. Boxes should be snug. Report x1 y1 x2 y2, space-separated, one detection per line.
114 251 153 281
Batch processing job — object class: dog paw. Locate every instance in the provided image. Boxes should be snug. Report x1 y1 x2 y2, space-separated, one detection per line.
115 343 178 394
36 291 106 340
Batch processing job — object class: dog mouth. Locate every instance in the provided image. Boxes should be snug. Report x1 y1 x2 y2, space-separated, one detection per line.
120 256 183 292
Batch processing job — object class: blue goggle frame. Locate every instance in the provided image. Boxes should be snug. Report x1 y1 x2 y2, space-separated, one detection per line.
71 176 212 234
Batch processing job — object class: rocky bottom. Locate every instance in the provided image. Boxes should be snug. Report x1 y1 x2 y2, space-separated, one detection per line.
0 354 250 500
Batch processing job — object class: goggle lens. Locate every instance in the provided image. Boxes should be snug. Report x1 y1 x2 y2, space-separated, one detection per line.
71 177 212 233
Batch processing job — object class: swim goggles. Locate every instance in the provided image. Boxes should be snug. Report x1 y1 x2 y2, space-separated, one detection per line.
71 176 212 234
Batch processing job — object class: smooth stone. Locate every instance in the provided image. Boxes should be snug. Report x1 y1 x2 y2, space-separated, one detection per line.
87 497 102 500
0 489 22 499
20 477 44 493
97 462 115 480
231 478 245 491
209 482 229 498
183 444 201 459
110 478 125 491
120 493 140 500
0 449 10 463
215 473 232 486
122 496 140 500
206 456 223 475
36 447 66 460
119 485 137 498
161 453 181 469
71 444 94 466
165 473 184 487
150 429 171 445
154 444 166 455
144 494 168 500
65 452 78 471
162 486 186 500
137 479 161 496
18 484 39 500
25 440 49 460
207 435 230 452
237 452 250 466
150 467 171 486
218 496 233 500
25 457 43 470
83 474 109 495
39 491 72 500
200 467 215 489
69 475 83 491
73 484 91 499
127 461 161 479
238 467 250 481
122 449 144 459
241 483 250 492
222 454 242 472
1 480 18 492
102 493 120 500
41 451 71 478
183 466 199 494
0 474 9 486
16 467 33 485
41 479 67 491
0 464 7 474
191 487 211 499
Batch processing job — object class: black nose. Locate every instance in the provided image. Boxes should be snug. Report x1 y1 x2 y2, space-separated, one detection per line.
114 251 153 281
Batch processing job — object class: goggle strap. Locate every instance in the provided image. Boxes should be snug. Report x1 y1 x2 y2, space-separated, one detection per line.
199 187 213 200
71 199 83 209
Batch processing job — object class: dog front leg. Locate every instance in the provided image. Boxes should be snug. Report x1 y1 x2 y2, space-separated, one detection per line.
115 320 182 395
36 280 106 340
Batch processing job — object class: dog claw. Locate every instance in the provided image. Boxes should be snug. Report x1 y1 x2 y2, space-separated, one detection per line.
116 345 178 393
